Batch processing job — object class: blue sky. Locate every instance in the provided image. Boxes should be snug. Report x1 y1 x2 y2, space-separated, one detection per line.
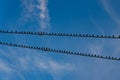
0 0 120 80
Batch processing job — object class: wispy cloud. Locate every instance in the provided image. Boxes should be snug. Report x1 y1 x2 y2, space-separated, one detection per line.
0 59 13 73
0 49 25 80
20 0 35 23
20 0 50 30
37 0 50 29
0 47 75 80
35 56 75 80
100 0 120 27
88 43 103 55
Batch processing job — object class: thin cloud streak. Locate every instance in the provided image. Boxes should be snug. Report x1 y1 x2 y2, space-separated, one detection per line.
100 0 120 27
0 47 75 80
20 0 50 30
37 0 50 30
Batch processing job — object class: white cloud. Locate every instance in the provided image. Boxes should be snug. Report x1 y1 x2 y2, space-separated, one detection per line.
100 0 120 27
0 48 26 79
35 57 74 71
20 0 50 30
20 0 35 22
48 61 75 80
0 47 75 80
88 42 103 55
34 55 75 80
0 59 13 73
37 0 50 29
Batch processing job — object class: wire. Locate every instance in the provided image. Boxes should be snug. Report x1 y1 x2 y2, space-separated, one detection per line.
0 41 119 61
0 30 120 39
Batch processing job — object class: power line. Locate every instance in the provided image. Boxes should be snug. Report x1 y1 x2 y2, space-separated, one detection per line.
0 30 120 39
0 41 119 61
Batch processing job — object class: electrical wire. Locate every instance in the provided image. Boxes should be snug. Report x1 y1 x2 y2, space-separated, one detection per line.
0 30 120 39
0 41 119 61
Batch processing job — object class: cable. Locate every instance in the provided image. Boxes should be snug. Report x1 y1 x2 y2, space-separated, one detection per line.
0 41 119 61
0 30 120 39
